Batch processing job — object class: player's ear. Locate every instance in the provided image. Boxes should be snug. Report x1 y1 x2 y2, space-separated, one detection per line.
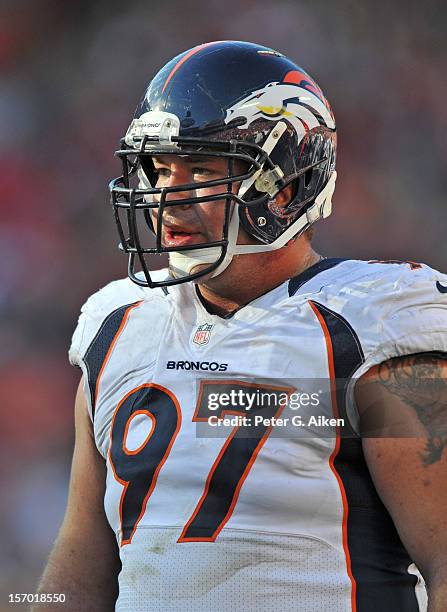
275 183 294 208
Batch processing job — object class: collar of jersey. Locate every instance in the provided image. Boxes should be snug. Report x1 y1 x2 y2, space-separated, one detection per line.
288 258 347 296
166 258 347 322
192 281 289 322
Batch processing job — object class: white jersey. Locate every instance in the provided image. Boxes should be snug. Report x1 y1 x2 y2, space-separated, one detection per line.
69 258 447 612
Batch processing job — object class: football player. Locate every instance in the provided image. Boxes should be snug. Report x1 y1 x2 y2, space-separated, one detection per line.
35 41 447 611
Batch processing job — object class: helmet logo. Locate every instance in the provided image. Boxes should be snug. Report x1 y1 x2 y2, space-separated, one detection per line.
224 78 335 145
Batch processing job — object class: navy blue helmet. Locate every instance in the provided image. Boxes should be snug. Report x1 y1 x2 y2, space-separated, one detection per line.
110 41 337 287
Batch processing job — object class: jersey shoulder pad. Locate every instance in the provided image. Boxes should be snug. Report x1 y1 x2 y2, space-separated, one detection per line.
339 260 447 367
376 262 447 353
326 261 447 433
68 274 167 367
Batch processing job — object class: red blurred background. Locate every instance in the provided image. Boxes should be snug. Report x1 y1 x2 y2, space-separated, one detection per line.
1 0 446 607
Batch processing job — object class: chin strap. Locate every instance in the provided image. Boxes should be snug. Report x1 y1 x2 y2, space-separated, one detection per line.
169 206 240 278
169 171 337 278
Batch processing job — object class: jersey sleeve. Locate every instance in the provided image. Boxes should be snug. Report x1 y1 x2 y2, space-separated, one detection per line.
365 267 447 367
68 278 147 419
347 264 447 431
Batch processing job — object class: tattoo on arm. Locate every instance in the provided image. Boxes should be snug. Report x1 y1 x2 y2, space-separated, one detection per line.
377 353 447 466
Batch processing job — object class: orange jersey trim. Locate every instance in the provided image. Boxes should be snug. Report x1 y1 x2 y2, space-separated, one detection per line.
122 410 156 456
309 300 357 612
94 301 143 407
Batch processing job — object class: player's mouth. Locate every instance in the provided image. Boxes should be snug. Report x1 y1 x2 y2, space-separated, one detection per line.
163 225 204 247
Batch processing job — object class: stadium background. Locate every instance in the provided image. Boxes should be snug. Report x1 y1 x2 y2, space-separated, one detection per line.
1 0 445 606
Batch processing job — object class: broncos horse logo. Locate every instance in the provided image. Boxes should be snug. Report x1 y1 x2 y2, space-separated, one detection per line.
224 70 335 145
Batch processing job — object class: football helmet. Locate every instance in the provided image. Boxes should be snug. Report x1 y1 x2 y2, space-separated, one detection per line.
110 40 337 288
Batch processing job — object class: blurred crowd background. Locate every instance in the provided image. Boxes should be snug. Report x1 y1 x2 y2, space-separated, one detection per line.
1 0 446 607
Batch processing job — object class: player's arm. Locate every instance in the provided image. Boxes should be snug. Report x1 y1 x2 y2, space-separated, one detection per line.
33 379 120 611
355 353 447 612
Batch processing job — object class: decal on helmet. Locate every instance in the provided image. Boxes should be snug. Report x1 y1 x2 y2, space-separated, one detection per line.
161 41 220 94
257 49 284 57
282 70 327 104
224 77 335 145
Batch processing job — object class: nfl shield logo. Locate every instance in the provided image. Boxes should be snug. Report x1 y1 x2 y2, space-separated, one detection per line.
193 323 213 346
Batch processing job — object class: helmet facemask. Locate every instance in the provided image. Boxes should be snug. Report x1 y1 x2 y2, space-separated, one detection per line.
109 43 337 289
109 113 300 288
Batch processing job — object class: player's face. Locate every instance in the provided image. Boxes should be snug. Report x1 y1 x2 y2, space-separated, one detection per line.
150 155 246 249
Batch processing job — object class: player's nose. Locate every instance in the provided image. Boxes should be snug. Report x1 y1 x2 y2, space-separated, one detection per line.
163 169 195 210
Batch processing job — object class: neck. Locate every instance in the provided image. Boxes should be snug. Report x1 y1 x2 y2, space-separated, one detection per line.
196 246 322 317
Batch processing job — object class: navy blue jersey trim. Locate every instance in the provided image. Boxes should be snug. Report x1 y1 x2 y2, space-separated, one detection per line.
310 299 365 379
310 301 420 611
83 302 138 418
288 257 347 296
